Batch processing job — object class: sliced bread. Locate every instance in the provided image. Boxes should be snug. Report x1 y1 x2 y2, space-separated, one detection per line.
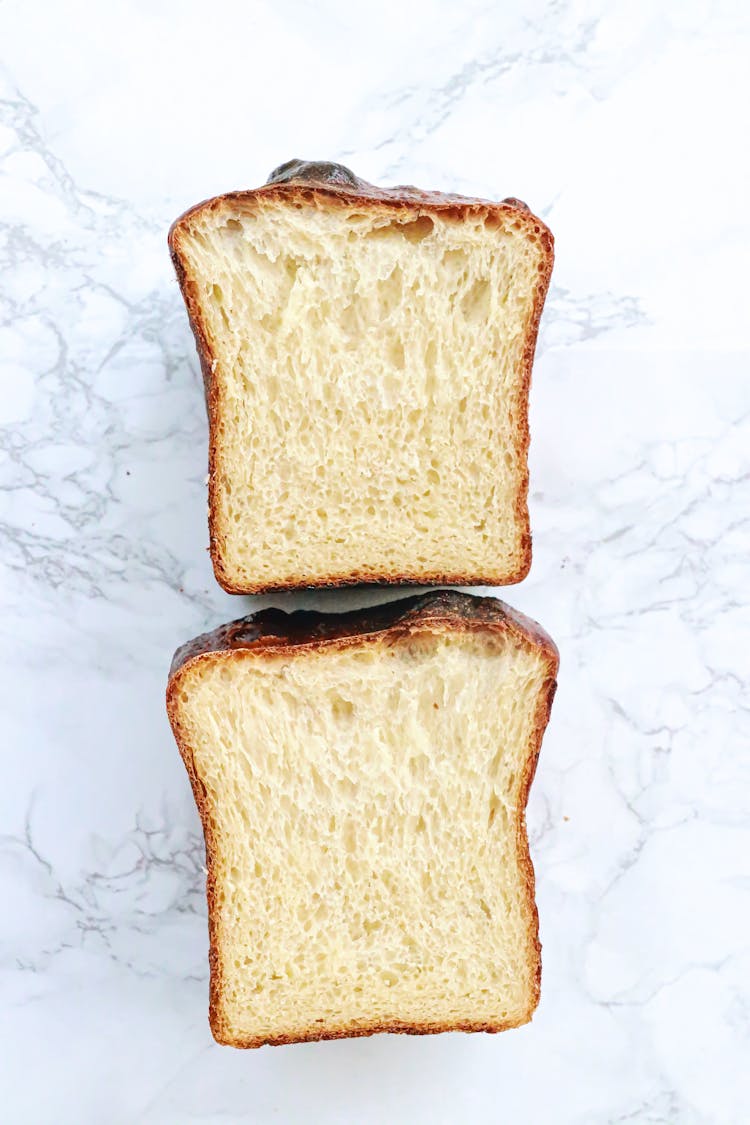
169 160 554 593
167 590 558 1047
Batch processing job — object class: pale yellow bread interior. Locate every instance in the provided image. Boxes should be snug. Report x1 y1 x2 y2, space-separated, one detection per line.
172 194 551 591
170 622 554 1046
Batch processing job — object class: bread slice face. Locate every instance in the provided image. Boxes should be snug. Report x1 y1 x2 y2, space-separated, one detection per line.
167 591 558 1048
169 160 554 593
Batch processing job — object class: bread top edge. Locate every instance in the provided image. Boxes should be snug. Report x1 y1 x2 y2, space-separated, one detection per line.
167 159 554 251
168 590 559 683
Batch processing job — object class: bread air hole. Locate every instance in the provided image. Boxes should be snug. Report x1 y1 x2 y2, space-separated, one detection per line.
366 215 434 243
462 278 491 323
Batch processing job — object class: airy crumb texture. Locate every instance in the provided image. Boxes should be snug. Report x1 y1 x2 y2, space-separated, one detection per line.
167 591 559 1048
169 163 554 592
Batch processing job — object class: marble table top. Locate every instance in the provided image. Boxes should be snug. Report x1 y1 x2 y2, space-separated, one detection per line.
1 1 748 1122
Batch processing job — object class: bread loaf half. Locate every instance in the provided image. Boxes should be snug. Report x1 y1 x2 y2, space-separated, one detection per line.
169 161 554 593
167 591 558 1047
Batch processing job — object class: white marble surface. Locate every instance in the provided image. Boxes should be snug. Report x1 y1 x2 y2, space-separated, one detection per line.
1 1 749 1121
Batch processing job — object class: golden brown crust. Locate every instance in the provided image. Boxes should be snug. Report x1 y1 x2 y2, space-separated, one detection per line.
168 161 553 594
214 1016 531 1050
211 566 533 597
166 591 558 1048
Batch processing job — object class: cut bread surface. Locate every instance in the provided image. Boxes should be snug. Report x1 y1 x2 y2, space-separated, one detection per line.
170 161 554 593
167 591 558 1047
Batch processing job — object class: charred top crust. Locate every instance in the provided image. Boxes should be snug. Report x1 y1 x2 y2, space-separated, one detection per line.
266 158 362 188
169 591 559 678
263 158 532 211
168 159 548 240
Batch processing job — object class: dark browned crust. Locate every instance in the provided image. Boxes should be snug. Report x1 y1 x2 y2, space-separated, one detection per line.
168 160 554 594
166 591 558 1048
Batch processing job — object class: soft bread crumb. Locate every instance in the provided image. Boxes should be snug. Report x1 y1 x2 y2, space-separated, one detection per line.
171 189 553 592
167 596 558 1047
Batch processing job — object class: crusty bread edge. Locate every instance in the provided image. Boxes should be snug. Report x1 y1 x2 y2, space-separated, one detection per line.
168 181 554 594
166 590 558 1048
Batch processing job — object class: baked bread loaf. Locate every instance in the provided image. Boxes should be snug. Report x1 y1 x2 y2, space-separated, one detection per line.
166 590 558 1048
169 160 554 593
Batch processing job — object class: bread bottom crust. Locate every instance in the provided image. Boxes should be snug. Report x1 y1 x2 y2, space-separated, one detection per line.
212 560 531 595
212 1013 534 1049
